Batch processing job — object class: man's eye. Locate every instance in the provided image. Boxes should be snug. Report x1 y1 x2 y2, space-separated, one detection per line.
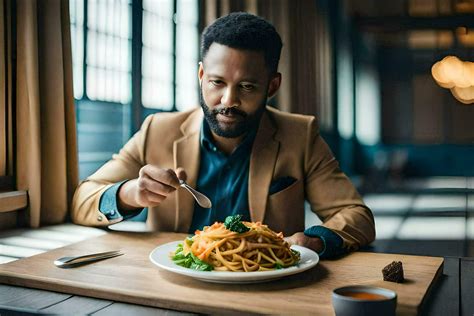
211 80 223 86
241 84 255 91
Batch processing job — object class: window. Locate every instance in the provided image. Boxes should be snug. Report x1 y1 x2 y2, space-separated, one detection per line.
141 0 200 111
69 0 84 100
69 0 200 179
71 0 131 103
355 65 381 146
86 0 132 103
141 0 173 109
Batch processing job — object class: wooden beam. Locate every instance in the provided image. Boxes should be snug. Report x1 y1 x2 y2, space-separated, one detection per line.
354 15 474 32
0 190 27 213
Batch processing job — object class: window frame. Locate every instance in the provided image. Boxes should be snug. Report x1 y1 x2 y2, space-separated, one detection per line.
73 0 201 132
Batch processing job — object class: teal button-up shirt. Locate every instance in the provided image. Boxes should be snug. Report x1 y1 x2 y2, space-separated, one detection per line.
188 120 256 233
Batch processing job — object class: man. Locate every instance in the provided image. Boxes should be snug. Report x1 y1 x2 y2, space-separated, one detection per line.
72 12 375 258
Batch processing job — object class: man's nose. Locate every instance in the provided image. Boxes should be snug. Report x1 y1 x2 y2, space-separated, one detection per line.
221 87 240 108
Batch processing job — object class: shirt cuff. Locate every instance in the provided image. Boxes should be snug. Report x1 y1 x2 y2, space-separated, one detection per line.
99 181 143 222
304 225 345 259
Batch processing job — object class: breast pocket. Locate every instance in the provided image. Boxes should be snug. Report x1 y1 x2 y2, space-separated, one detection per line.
264 179 305 236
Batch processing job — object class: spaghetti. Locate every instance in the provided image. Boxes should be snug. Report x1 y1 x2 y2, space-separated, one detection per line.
173 218 300 272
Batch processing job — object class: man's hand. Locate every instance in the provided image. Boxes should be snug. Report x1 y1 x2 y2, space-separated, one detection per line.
117 166 187 211
285 232 324 253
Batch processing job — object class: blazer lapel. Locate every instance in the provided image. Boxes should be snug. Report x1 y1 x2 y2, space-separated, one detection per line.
173 109 202 232
249 109 280 223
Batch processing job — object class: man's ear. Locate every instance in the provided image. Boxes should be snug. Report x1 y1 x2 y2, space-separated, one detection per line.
198 62 204 84
267 73 282 98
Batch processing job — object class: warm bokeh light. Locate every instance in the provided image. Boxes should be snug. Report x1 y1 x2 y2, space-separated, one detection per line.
431 56 474 104
451 86 474 104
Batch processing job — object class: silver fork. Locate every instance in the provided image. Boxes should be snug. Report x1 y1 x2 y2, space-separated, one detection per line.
54 250 123 268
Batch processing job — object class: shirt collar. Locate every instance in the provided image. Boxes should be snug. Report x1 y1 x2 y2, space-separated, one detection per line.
200 119 258 154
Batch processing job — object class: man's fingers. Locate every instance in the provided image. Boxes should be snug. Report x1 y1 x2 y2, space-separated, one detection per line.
133 165 185 208
285 233 324 253
175 167 187 182
137 175 176 195
284 236 295 245
140 165 180 188
164 169 181 188
284 233 304 246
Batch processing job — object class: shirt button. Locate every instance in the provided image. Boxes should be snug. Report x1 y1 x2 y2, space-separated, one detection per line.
213 147 217 152
110 210 115 216
98 215 103 221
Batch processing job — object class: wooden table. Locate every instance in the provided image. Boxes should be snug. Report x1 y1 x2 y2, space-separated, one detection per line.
0 232 443 315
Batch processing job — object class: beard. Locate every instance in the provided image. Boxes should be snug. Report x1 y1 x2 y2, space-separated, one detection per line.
199 89 266 138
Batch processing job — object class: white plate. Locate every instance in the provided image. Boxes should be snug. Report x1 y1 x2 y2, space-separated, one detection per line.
149 240 319 284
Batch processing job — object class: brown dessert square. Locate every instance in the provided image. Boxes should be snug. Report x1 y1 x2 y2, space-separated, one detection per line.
382 261 404 283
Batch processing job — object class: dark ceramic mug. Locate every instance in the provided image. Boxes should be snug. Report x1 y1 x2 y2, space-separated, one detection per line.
332 285 397 316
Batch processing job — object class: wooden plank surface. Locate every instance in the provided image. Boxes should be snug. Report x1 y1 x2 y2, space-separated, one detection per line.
91 302 195 316
0 232 443 315
40 295 113 314
0 305 45 315
0 284 193 315
0 284 71 310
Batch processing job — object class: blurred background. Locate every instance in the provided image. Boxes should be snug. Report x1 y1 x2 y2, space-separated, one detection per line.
1 0 473 263
68 0 474 257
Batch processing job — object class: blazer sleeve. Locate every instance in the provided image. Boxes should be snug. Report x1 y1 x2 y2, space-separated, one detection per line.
304 117 376 251
71 115 154 227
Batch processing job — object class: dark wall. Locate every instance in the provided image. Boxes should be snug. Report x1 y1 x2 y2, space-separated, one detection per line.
336 10 474 177
360 46 474 177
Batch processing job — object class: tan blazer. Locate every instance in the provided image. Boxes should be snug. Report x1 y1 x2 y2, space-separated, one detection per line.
72 107 375 251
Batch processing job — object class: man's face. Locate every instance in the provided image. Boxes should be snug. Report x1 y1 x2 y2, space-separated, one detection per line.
199 43 280 138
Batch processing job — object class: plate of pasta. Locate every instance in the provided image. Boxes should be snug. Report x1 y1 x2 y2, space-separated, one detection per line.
149 215 319 283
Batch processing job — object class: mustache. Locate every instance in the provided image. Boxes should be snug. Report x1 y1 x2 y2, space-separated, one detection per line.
212 106 247 117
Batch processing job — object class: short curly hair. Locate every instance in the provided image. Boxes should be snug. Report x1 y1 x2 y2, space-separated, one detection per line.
201 12 283 74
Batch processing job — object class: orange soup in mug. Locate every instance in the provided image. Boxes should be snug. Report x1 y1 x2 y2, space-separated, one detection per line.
341 291 388 300
332 285 397 316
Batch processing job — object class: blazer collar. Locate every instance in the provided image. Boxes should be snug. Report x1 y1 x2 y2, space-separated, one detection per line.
249 107 280 223
173 108 202 232
180 108 203 136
